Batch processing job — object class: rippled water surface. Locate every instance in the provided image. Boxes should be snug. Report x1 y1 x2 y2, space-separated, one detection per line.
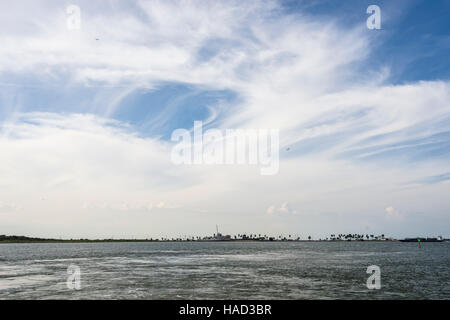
0 241 449 299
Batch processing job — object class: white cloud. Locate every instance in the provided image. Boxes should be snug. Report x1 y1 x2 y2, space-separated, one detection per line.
0 202 21 213
81 200 180 211
267 202 296 215
1 112 450 238
385 206 403 221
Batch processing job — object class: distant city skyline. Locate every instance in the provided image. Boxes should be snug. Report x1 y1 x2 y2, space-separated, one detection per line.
0 0 450 239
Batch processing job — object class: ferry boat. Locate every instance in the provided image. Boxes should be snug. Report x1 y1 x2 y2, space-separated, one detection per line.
400 236 444 242
200 226 232 241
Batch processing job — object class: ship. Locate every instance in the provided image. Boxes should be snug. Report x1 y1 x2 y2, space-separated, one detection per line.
400 236 444 242
200 225 232 241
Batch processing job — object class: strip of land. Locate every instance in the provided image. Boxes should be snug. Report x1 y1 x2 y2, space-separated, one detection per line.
1 234 447 243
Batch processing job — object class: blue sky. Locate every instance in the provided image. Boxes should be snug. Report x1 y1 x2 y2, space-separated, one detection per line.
0 0 449 239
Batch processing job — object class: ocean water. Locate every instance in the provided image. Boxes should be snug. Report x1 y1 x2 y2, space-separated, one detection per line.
0 241 448 299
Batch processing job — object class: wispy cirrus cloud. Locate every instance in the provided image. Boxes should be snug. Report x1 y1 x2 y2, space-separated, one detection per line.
413 172 450 185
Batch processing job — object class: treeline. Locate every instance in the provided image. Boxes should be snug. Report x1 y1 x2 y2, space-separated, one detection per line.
0 235 57 242
0 235 159 243
329 234 386 241
0 234 392 243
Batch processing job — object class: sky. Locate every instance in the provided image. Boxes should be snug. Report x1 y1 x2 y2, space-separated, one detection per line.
0 0 449 239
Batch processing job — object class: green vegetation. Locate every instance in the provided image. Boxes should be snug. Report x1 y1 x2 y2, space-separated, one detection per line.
0 233 394 243
0 235 158 243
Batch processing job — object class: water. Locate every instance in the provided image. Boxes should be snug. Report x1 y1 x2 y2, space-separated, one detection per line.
0 241 448 299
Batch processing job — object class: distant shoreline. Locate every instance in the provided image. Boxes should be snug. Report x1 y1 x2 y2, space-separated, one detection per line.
0 239 399 244
1 235 447 244
1 239 447 244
